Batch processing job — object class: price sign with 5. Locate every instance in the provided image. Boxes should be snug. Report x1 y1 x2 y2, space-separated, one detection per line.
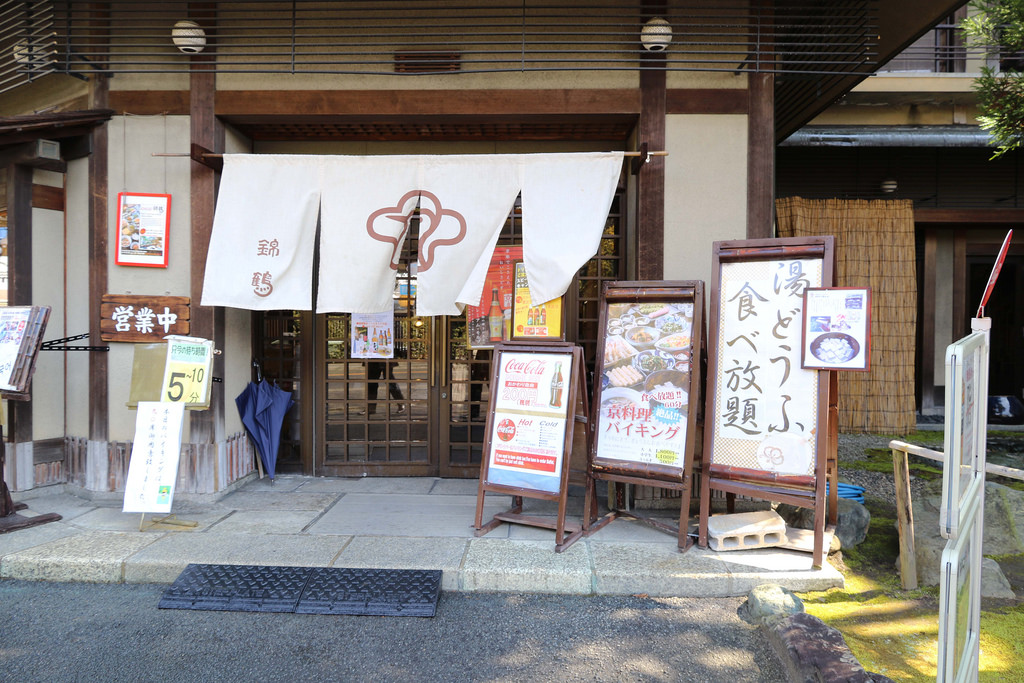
160 335 214 407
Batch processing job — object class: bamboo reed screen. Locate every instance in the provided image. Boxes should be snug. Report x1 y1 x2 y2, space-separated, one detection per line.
776 197 917 434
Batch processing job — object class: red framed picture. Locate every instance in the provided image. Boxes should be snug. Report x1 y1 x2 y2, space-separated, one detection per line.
115 192 170 268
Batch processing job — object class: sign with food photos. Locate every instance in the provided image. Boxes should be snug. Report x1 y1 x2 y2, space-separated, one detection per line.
595 293 698 471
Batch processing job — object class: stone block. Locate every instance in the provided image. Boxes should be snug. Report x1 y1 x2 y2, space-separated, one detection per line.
707 510 786 551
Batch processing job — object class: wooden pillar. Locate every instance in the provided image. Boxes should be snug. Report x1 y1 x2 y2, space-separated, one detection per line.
746 1 775 240
636 17 666 281
188 6 223 443
7 164 33 444
746 72 775 239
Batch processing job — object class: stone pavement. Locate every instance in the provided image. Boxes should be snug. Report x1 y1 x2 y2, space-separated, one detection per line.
2 475 843 596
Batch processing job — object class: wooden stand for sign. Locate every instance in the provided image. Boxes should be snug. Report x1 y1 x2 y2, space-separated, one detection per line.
698 237 839 569
474 342 589 553
582 281 705 551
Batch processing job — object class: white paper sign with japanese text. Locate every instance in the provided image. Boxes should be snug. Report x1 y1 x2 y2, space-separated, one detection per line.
123 401 186 514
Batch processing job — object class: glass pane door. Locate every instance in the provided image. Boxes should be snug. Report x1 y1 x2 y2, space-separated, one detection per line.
318 265 436 476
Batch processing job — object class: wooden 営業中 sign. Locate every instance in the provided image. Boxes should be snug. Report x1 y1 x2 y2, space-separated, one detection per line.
100 294 190 343
699 236 838 568
474 342 588 552
583 281 704 551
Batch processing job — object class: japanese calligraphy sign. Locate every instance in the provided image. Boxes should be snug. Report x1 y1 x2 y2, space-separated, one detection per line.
706 238 833 479
115 192 170 268
160 336 214 409
801 287 871 371
0 306 49 396
101 295 190 343
122 401 186 513
590 282 704 482
482 347 575 494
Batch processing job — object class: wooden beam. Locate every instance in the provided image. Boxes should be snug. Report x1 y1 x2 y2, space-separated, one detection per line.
32 184 64 212
665 89 748 115
915 208 1024 224
215 89 641 117
108 90 189 116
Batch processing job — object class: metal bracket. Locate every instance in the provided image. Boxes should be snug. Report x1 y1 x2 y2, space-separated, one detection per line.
40 333 109 352
630 142 650 175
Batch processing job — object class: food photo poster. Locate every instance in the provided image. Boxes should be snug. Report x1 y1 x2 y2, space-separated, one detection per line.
801 287 871 371
115 192 170 268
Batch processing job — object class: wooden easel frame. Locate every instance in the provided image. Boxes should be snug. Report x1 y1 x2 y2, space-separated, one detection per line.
582 281 705 551
698 237 839 568
474 342 588 552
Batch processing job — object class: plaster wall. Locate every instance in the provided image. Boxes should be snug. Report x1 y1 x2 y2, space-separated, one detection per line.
30 171 65 439
663 114 748 285
64 157 90 437
105 115 192 441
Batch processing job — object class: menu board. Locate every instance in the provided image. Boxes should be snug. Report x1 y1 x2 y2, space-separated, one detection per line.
594 297 696 471
709 257 822 477
0 306 50 396
483 348 574 494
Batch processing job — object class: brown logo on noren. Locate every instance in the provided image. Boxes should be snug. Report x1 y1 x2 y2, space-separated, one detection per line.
366 190 467 273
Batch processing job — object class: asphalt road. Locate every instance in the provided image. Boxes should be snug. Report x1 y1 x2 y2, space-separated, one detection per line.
0 580 786 682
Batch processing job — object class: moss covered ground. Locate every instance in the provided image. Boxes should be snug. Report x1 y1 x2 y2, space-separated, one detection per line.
798 431 1024 681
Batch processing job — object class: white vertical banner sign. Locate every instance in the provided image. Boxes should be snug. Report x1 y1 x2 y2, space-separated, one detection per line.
123 401 186 514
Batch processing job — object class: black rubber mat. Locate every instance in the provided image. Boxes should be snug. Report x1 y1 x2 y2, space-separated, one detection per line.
159 563 442 617
296 567 441 617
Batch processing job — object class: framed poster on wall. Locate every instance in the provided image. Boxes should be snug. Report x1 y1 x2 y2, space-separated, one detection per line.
115 192 171 268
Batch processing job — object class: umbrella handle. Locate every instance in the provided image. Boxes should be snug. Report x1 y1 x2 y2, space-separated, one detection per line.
252 358 263 383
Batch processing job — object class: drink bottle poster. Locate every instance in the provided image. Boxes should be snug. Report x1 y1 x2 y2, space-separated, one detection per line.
467 246 521 349
351 311 395 358
511 261 564 341
485 350 573 493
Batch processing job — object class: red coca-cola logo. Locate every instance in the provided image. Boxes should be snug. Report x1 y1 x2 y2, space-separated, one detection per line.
496 418 516 442
504 358 545 375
